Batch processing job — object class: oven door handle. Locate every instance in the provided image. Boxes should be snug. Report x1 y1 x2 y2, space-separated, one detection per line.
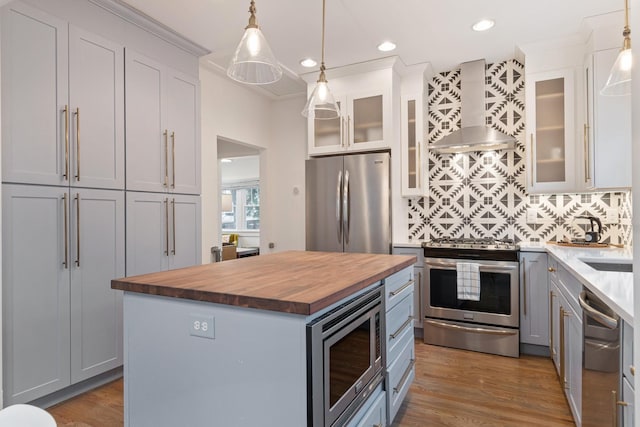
425 261 517 272
425 319 518 336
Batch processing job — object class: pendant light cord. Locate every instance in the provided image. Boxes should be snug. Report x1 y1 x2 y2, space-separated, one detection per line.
320 0 326 73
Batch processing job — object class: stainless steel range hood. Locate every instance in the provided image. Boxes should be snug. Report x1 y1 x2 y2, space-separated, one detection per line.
430 60 516 154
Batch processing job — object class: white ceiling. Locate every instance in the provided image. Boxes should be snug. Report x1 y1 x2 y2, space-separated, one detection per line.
121 0 623 96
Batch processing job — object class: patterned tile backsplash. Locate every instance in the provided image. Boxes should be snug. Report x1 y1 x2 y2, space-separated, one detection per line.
407 59 633 246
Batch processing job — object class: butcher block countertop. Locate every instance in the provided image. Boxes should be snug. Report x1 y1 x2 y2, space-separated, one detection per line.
112 250 416 315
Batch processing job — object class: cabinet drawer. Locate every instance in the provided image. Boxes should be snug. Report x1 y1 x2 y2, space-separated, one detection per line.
557 264 582 313
387 335 415 424
623 320 635 389
346 383 386 427
392 246 423 265
387 293 414 363
385 267 413 311
548 257 559 280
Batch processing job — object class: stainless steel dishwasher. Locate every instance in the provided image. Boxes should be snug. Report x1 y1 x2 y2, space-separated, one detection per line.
579 288 621 427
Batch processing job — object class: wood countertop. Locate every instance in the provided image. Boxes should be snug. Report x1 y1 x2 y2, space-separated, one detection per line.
112 251 416 315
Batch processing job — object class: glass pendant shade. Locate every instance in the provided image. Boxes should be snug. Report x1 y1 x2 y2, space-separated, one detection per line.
601 48 632 96
227 27 282 85
302 77 340 119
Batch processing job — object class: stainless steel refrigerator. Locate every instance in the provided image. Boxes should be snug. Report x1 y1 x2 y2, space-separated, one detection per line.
306 152 391 254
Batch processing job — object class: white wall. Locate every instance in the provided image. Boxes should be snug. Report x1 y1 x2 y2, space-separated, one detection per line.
220 156 259 184
200 65 307 262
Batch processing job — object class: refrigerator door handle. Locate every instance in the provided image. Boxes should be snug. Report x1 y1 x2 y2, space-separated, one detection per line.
336 170 343 244
343 170 350 245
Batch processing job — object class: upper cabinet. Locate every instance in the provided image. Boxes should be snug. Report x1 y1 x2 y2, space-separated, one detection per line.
584 48 632 189
525 68 577 193
399 66 427 197
1 3 124 190
125 50 201 195
305 60 396 156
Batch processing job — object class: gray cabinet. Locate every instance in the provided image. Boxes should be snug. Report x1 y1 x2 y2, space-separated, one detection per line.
584 48 632 189
1 3 124 189
70 189 125 383
519 251 549 347
125 50 200 195
2 184 124 404
392 246 423 328
126 192 201 276
621 321 634 426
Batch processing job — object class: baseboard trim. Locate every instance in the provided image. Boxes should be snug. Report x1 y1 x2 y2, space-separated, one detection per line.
30 367 123 409
520 343 550 357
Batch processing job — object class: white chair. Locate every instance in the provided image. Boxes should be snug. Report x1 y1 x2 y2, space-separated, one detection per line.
0 404 57 426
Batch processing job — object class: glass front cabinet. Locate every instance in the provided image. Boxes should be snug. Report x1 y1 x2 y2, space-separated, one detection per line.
525 68 576 193
400 93 425 196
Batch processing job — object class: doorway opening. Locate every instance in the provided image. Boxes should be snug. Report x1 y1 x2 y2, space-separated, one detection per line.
217 137 261 260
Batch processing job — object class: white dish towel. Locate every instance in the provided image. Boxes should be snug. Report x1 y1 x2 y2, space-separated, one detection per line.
457 262 481 301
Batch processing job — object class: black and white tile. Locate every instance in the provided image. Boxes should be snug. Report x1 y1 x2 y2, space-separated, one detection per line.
408 59 632 245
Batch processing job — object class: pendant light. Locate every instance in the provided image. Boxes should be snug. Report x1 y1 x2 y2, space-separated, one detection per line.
601 0 632 96
227 1 282 85
302 0 340 120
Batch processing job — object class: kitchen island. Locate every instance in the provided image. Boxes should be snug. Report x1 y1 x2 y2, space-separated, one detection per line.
112 251 416 427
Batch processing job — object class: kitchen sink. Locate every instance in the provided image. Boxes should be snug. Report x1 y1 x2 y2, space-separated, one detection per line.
582 260 633 273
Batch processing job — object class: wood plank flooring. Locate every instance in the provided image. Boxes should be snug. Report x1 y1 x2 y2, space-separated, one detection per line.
48 339 574 427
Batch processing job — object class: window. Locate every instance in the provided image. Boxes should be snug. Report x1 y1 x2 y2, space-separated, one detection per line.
221 183 260 231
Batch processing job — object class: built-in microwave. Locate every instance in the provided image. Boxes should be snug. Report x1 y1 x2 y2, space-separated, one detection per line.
307 285 384 427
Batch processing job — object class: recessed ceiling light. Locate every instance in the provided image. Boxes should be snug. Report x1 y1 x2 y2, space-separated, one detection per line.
300 58 317 68
472 19 495 32
220 158 232 163
377 41 396 52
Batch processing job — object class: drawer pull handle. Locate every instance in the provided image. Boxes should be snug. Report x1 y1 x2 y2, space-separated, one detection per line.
390 316 413 339
631 365 635 376
393 358 415 394
389 279 414 297
548 267 556 272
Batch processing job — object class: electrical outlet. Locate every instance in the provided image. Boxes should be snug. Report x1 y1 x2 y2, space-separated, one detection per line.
189 315 215 339
605 208 618 225
526 209 537 223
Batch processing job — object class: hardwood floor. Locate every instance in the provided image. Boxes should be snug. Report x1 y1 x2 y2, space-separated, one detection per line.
48 339 574 427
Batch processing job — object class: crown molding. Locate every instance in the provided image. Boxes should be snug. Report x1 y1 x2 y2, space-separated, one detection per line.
88 0 210 57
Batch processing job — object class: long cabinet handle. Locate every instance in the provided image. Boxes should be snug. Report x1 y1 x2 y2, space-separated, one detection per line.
583 123 590 182
390 316 413 339
549 291 555 357
559 306 570 389
341 117 345 148
163 130 169 187
389 279 415 297
425 319 518 336
75 193 80 267
393 359 415 394
75 108 80 181
631 366 635 376
171 198 176 255
62 193 68 268
347 115 351 147
522 259 527 317
63 105 69 181
164 198 169 256
417 141 422 189
171 131 176 189
336 170 343 244
343 170 350 245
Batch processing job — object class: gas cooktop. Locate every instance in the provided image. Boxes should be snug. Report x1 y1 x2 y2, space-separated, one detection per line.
422 237 518 251
421 237 519 261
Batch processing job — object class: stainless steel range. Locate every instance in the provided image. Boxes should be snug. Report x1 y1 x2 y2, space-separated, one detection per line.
422 237 520 358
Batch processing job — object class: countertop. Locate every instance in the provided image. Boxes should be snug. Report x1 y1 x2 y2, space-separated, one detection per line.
525 242 633 324
112 250 416 315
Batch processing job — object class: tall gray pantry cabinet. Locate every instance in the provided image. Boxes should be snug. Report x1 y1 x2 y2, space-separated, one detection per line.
1 0 204 406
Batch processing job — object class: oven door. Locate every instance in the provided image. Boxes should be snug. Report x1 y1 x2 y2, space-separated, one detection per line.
307 286 384 427
424 257 519 328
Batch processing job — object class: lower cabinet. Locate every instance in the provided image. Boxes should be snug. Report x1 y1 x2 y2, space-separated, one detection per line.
391 246 423 328
384 267 415 424
548 257 582 426
621 321 635 426
519 251 549 347
2 184 124 404
125 191 201 276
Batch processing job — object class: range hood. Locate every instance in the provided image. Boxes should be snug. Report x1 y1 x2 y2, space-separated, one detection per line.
430 60 516 154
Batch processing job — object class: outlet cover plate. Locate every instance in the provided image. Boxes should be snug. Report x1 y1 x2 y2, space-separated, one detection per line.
189 314 215 339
